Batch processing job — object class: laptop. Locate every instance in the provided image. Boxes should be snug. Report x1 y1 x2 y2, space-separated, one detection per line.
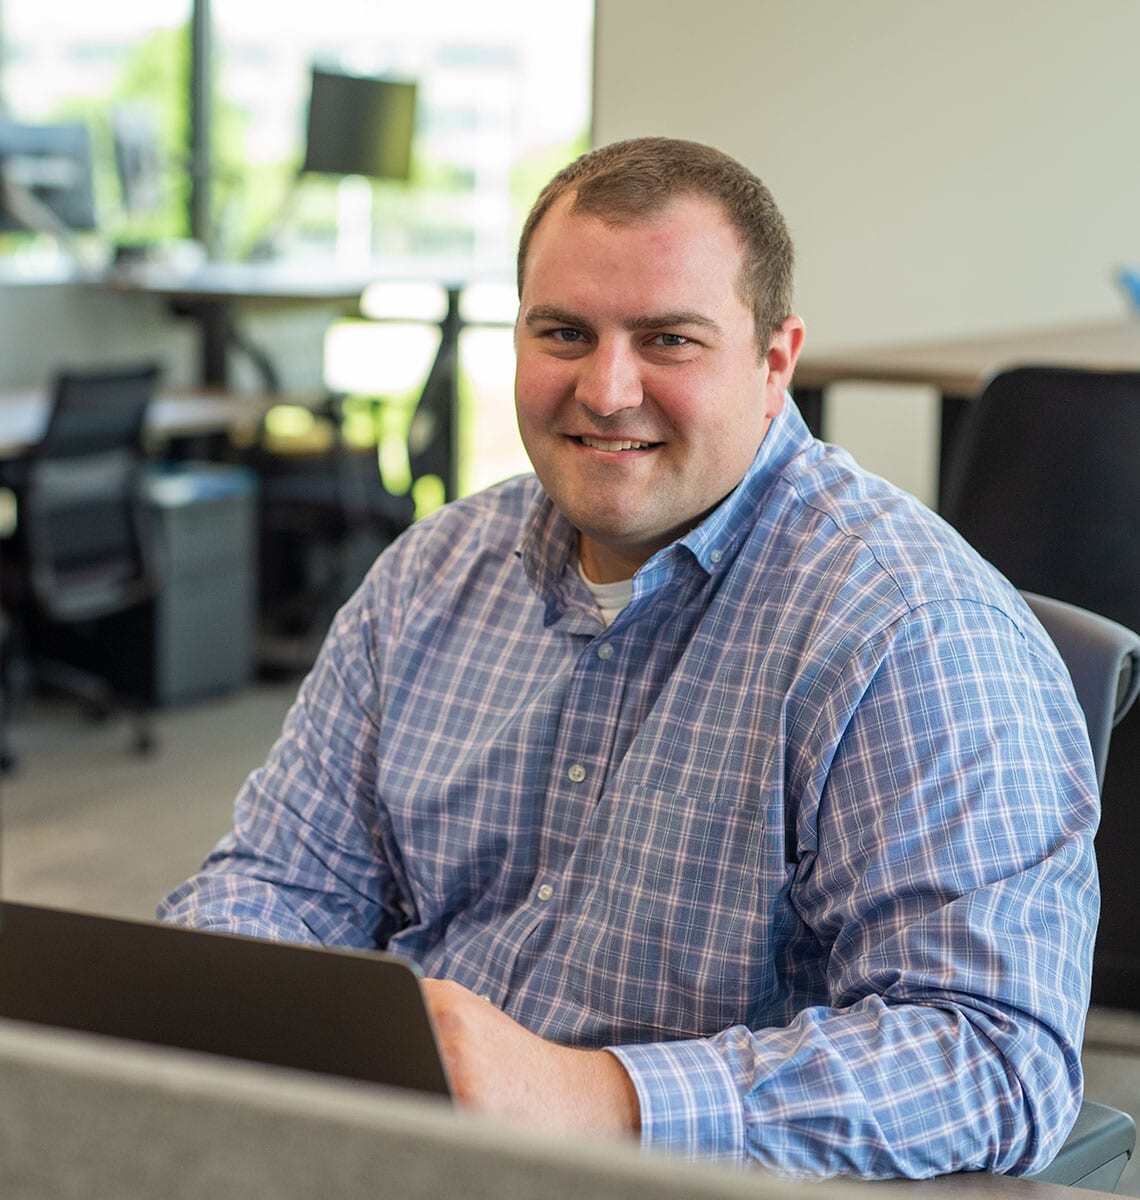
0 900 451 1098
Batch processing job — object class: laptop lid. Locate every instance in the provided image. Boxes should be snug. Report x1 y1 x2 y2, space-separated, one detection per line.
0 901 451 1098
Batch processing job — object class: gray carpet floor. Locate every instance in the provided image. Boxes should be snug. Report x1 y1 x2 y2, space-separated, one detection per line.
2 684 1138 1192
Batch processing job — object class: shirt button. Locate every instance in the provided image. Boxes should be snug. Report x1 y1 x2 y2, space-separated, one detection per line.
567 763 586 783
710 549 723 563
536 884 554 902
596 642 614 661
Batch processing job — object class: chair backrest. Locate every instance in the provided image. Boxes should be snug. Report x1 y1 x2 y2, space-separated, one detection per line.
22 363 162 620
1022 592 1140 789
1018 592 1140 1191
941 366 1140 633
945 368 1140 1012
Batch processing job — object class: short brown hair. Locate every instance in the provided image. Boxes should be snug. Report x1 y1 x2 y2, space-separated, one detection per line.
517 137 795 348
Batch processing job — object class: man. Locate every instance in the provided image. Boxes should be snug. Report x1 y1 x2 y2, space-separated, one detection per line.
160 138 1099 1179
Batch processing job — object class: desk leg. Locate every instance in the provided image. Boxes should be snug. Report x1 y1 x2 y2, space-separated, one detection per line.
198 299 232 388
793 386 825 439
173 298 283 394
409 287 462 502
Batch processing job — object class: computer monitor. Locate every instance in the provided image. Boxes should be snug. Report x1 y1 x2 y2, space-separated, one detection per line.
301 68 417 181
111 106 164 218
0 120 97 234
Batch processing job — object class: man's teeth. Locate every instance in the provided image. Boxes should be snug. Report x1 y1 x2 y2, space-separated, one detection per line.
579 436 653 451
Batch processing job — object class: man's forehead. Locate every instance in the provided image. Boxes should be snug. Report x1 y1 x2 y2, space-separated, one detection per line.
521 191 751 324
551 187 736 241
526 192 743 278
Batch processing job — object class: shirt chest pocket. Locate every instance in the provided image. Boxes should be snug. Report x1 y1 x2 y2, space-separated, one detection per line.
580 785 779 1038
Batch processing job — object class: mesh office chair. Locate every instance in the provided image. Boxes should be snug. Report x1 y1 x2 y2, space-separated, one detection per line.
0 363 163 757
1019 592 1139 1190
940 366 1140 1010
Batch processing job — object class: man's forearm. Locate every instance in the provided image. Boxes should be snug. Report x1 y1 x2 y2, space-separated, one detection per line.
422 978 640 1137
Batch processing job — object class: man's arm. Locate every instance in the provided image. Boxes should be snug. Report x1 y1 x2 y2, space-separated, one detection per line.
422 978 641 1136
158 564 402 948
428 600 1099 1179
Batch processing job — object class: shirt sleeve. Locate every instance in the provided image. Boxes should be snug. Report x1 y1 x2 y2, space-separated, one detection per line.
157 553 407 949
609 598 1100 1179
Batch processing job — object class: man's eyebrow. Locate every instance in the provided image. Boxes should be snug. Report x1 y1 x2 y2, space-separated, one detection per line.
626 311 722 335
522 305 587 328
522 305 722 335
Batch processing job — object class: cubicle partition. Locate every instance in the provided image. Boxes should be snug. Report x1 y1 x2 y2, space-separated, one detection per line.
0 1018 1104 1200
0 1017 784 1200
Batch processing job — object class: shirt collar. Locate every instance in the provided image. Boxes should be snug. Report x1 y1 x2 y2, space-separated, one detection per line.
518 394 815 618
676 392 813 574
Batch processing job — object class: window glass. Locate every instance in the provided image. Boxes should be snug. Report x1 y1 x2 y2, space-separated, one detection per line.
0 2 193 250
1 2 592 493
215 1 592 496
213 1 593 272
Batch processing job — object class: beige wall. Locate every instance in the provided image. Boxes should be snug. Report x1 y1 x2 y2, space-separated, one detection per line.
593 0 1140 504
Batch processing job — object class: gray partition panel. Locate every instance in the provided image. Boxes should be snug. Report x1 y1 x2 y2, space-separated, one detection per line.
0 1019 1099 1200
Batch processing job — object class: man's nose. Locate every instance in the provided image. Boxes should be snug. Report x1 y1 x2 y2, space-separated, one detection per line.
575 340 643 417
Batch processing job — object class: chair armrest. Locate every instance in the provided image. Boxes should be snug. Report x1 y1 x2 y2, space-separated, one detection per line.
1026 1100 1136 1190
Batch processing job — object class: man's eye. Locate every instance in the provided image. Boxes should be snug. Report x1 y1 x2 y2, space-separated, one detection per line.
653 333 690 348
550 328 583 343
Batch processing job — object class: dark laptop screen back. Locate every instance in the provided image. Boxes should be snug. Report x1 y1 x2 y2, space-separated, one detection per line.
0 901 450 1098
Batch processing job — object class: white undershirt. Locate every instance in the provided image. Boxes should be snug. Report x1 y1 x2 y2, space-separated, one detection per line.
577 559 634 626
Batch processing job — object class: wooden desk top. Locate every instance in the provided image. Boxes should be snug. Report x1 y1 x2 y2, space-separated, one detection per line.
0 388 273 458
0 254 510 306
92 260 382 306
795 318 1140 397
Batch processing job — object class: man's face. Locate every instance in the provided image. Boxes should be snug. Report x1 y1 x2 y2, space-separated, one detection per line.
515 192 803 582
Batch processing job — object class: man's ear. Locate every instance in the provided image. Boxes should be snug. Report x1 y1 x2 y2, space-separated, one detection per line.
762 315 806 419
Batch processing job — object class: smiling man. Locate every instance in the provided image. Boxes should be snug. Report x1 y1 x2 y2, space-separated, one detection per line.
160 138 1099 1179
515 184 799 583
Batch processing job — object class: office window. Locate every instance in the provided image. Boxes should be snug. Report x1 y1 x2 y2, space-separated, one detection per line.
214 1 592 496
212 1 592 269
0 1 193 249
0 1 593 494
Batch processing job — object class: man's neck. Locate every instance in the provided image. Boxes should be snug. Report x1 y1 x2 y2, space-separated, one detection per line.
577 536 640 584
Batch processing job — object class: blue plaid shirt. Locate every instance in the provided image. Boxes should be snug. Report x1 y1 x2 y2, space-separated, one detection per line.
160 399 1099 1179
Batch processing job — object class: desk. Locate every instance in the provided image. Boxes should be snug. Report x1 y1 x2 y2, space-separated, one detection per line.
1 256 490 500
90 260 386 392
0 387 272 459
794 318 1140 507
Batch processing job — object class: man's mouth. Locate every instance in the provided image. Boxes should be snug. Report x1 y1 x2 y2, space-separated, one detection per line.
573 435 660 452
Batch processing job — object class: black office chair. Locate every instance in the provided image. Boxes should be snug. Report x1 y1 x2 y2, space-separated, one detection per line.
0 363 163 757
1018 592 1139 1190
940 366 1140 1010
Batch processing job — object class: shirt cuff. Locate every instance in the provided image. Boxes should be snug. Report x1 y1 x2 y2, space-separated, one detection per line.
607 1037 745 1163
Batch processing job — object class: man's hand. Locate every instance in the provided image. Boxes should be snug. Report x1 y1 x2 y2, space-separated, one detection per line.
421 978 640 1137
